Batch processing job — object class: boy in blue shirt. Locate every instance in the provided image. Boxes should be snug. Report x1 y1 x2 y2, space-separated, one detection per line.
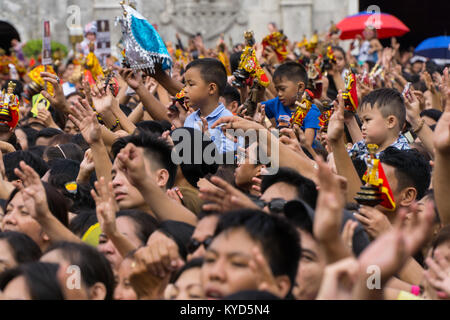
182 59 236 153
262 62 321 149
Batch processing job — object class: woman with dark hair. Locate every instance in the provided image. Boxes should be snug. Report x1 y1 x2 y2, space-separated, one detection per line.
43 143 84 163
114 251 138 300
157 220 195 261
0 231 42 273
2 161 73 252
40 241 115 300
15 126 38 150
0 262 64 300
165 258 204 300
97 209 159 273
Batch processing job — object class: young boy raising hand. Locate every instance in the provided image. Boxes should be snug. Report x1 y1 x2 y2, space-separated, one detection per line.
349 88 410 160
183 58 236 153
262 62 321 149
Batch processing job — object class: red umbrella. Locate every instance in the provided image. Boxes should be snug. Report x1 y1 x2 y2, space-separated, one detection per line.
337 12 409 40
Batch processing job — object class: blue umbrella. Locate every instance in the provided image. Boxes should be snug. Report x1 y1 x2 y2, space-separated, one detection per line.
415 36 450 60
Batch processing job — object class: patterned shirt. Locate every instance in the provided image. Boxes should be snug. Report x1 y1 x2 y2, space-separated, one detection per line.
348 135 411 160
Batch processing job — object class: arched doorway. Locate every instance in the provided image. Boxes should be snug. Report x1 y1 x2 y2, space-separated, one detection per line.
0 21 21 54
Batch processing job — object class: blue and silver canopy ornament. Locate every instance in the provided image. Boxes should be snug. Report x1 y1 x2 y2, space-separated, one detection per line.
116 2 172 74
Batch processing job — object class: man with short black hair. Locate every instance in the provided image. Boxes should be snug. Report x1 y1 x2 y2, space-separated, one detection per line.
110 132 177 214
201 209 300 299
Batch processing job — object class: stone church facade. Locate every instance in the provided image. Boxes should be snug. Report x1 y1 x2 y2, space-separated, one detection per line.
0 0 358 56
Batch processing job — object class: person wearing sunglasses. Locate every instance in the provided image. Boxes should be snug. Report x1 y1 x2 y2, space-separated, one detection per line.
187 211 220 261
259 167 318 211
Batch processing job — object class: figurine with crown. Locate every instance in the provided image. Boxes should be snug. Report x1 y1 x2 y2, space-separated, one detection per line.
290 89 314 128
232 31 269 90
0 81 20 132
232 31 270 117
354 144 396 210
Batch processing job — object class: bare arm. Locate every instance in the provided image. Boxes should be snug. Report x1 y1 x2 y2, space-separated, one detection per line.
397 257 424 286
314 159 352 264
211 116 318 181
92 177 137 257
69 99 113 184
152 65 184 96
327 93 362 202
116 143 197 226
344 114 363 144
111 98 137 134
118 67 171 122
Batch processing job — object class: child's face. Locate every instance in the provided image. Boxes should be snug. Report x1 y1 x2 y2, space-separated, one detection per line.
184 67 211 109
358 104 391 146
274 76 301 107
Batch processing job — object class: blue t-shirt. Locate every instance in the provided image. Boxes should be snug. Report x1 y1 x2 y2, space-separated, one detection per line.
262 96 321 131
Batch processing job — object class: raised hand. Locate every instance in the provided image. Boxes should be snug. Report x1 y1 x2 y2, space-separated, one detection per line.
252 103 268 127
316 257 360 300
115 143 147 188
90 80 116 115
144 76 158 95
116 67 143 91
424 252 450 299
439 67 450 110
422 71 436 94
13 161 50 221
326 91 345 145
91 177 119 237
313 158 346 243
79 148 95 175
199 176 259 212
354 201 435 298
40 72 67 112
141 231 185 278
129 246 173 299
403 86 422 127
68 98 102 145
279 127 302 153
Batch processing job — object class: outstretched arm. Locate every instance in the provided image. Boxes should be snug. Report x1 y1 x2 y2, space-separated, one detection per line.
211 117 318 182
116 143 197 226
117 67 171 122
152 64 184 97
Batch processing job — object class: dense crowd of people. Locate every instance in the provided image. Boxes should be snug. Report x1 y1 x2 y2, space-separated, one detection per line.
0 14 449 301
